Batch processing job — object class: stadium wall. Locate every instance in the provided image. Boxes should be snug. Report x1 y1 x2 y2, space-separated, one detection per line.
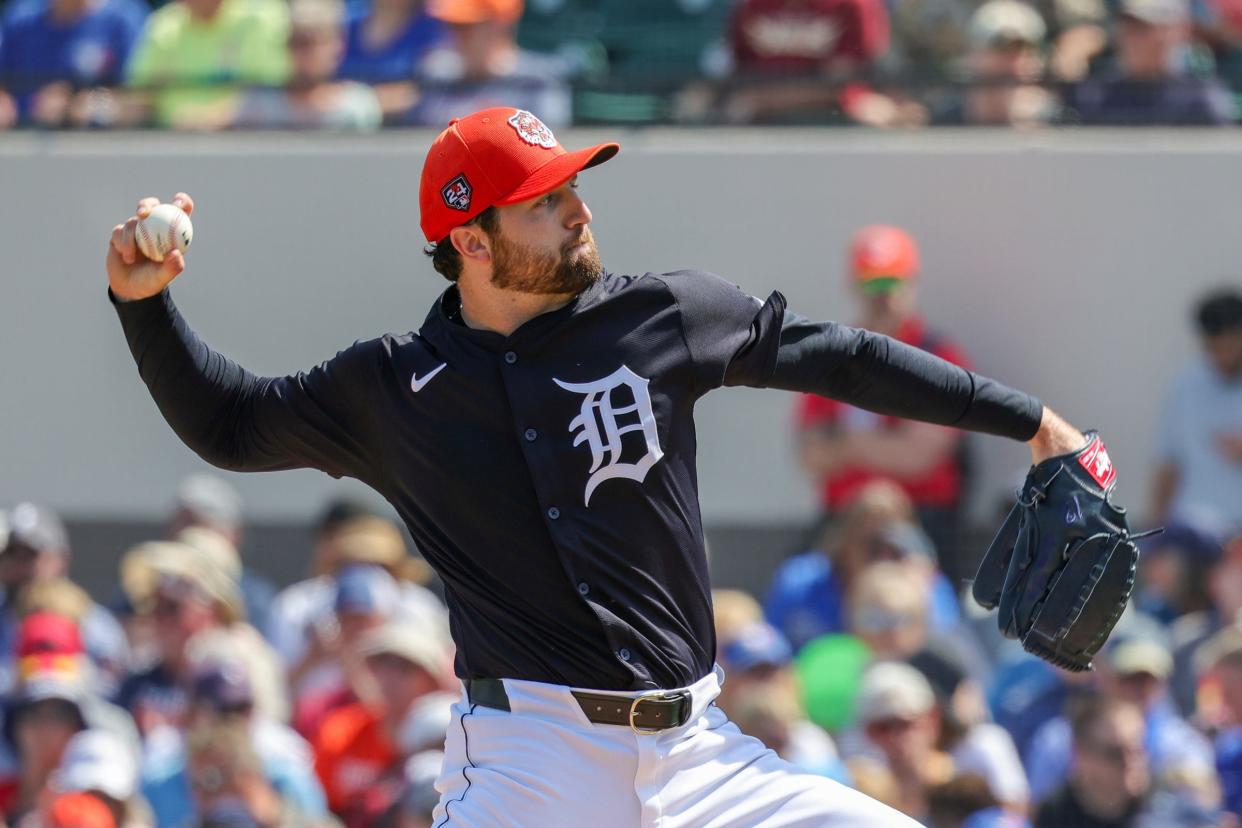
1 129 1233 595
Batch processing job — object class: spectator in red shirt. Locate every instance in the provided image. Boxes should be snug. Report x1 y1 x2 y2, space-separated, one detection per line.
796 224 974 583
313 621 452 826
730 0 889 75
722 0 927 126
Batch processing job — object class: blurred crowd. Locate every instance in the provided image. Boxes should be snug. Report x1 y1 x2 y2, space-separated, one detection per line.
3 0 1242 129
0 225 1240 828
713 226 1242 827
0 485 455 828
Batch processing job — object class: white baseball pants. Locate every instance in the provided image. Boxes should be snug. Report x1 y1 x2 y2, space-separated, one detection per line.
431 666 920 827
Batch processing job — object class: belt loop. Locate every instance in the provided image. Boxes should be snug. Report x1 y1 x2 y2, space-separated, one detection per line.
466 678 511 712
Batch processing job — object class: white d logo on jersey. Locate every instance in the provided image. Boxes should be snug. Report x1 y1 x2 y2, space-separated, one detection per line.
554 365 664 506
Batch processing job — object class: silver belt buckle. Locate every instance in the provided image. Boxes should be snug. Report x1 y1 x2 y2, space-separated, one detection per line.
628 690 687 735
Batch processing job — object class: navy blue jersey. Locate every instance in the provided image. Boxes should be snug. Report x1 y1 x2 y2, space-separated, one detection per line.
113 270 1041 690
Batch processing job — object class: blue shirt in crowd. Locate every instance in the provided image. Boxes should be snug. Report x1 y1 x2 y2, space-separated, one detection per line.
337 9 443 85
1067 73 1237 126
0 0 146 119
1157 355 1242 533
987 656 1071 762
763 551 962 652
1025 697 1215 802
142 720 329 827
1217 726 1242 818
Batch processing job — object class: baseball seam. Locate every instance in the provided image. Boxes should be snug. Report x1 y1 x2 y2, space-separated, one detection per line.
137 220 160 261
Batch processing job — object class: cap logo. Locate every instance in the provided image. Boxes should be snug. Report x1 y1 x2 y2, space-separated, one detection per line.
507 110 558 149
441 174 472 212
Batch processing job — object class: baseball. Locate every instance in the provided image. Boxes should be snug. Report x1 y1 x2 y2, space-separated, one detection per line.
136 203 193 263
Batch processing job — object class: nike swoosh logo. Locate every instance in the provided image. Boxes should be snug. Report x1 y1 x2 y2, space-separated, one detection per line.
411 362 447 393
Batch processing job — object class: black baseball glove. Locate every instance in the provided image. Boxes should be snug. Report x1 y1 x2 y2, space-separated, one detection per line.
972 432 1150 672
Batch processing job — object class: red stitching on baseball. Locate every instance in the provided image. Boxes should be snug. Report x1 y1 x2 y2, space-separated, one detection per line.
138 220 157 260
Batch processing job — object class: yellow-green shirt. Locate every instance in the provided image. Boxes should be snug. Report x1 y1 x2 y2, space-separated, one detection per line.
125 0 289 127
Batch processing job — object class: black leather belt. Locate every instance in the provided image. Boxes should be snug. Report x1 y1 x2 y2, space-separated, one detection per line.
465 678 693 733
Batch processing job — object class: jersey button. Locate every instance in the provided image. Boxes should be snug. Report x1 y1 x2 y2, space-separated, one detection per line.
547 507 561 520
524 428 538 442
618 648 631 662
504 351 517 364
577 582 589 596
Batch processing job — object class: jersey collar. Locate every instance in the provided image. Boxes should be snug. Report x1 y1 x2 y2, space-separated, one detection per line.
422 274 608 352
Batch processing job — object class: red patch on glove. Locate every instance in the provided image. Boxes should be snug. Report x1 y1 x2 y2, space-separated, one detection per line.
1078 436 1117 490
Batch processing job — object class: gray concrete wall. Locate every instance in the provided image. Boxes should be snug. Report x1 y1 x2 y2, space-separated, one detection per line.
2 129 1236 583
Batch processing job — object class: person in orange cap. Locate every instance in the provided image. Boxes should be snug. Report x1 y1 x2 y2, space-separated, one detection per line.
45 792 116 828
107 107 1104 826
404 0 572 126
795 224 977 585
426 0 521 23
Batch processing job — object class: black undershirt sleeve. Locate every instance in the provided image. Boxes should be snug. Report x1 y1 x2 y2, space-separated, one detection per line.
763 304 1044 441
657 268 1044 442
111 288 379 479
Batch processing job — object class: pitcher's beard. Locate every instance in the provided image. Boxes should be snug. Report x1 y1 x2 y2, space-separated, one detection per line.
490 227 602 296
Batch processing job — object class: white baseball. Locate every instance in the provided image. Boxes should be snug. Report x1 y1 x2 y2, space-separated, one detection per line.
136 203 193 263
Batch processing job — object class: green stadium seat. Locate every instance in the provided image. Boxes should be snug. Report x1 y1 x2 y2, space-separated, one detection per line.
597 0 733 82
517 0 609 78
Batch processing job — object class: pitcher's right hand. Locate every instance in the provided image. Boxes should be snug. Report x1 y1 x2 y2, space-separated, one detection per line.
108 192 194 301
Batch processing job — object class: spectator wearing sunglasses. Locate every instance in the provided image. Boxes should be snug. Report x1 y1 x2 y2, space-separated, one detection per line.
1035 696 1151 827
116 540 283 738
1024 638 1213 806
765 483 962 654
845 662 956 822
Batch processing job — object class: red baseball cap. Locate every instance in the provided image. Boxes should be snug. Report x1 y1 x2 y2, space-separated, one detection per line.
48 793 117 828
849 225 920 293
419 107 619 243
16 611 84 659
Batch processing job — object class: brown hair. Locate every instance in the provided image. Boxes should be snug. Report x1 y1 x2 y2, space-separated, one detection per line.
1068 694 1142 747
820 480 915 569
927 774 999 827
423 207 499 283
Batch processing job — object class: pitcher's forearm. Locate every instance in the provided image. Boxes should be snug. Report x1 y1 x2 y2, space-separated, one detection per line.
1027 407 1087 465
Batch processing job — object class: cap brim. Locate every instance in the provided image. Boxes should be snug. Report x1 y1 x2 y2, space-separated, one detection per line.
1111 651 1173 678
497 143 620 206
360 642 437 673
20 681 85 706
1120 8 1184 23
858 276 908 295
982 31 1041 48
